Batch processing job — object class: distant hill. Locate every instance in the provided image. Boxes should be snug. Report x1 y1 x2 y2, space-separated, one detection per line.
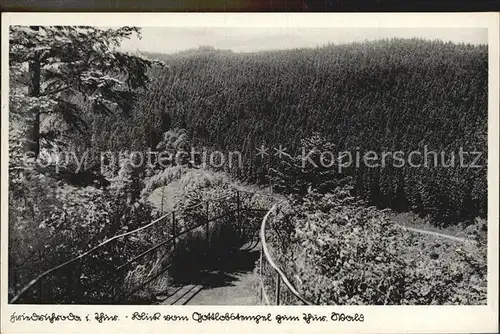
144 45 234 61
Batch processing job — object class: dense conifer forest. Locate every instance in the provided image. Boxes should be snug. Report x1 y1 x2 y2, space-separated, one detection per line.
96 39 487 226
8 27 488 305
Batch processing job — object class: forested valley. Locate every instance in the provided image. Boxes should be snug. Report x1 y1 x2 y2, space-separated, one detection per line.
8 27 487 305
138 40 487 225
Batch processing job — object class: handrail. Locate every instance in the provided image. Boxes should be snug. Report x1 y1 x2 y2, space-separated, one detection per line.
9 192 236 304
259 202 312 305
10 187 289 304
258 197 465 306
114 211 231 272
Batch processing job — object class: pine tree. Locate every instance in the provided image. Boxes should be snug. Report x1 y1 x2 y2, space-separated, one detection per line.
9 26 163 157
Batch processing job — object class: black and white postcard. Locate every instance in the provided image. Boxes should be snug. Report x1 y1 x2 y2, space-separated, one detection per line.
1 12 498 334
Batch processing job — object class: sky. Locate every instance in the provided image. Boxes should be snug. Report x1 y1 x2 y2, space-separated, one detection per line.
119 27 488 54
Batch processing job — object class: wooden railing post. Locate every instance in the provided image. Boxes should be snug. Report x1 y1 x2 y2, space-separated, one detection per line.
260 248 264 303
236 190 242 240
275 272 281 305
160 186 165 215
259 203 313 306
172 211 176 252
236 190 240 216
38 278 43 303
206 201 210 251
48 277 53 303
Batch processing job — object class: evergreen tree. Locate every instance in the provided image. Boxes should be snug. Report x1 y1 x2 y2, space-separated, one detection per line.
9 26 163 157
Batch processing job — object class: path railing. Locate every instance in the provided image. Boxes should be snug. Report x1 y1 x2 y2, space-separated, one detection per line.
258 202 312 305
10 185 316 305
9 189 264 304
12 183 464 305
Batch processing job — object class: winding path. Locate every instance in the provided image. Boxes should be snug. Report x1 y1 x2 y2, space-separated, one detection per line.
396 224 468 243
147 184 468 306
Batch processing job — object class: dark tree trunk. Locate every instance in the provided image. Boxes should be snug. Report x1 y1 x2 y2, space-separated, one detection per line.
27 26 41 158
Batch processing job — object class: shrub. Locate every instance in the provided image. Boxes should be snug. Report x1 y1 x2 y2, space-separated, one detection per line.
259 188 487 305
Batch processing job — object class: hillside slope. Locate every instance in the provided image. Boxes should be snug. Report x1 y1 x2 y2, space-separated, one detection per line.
124 39 487 225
